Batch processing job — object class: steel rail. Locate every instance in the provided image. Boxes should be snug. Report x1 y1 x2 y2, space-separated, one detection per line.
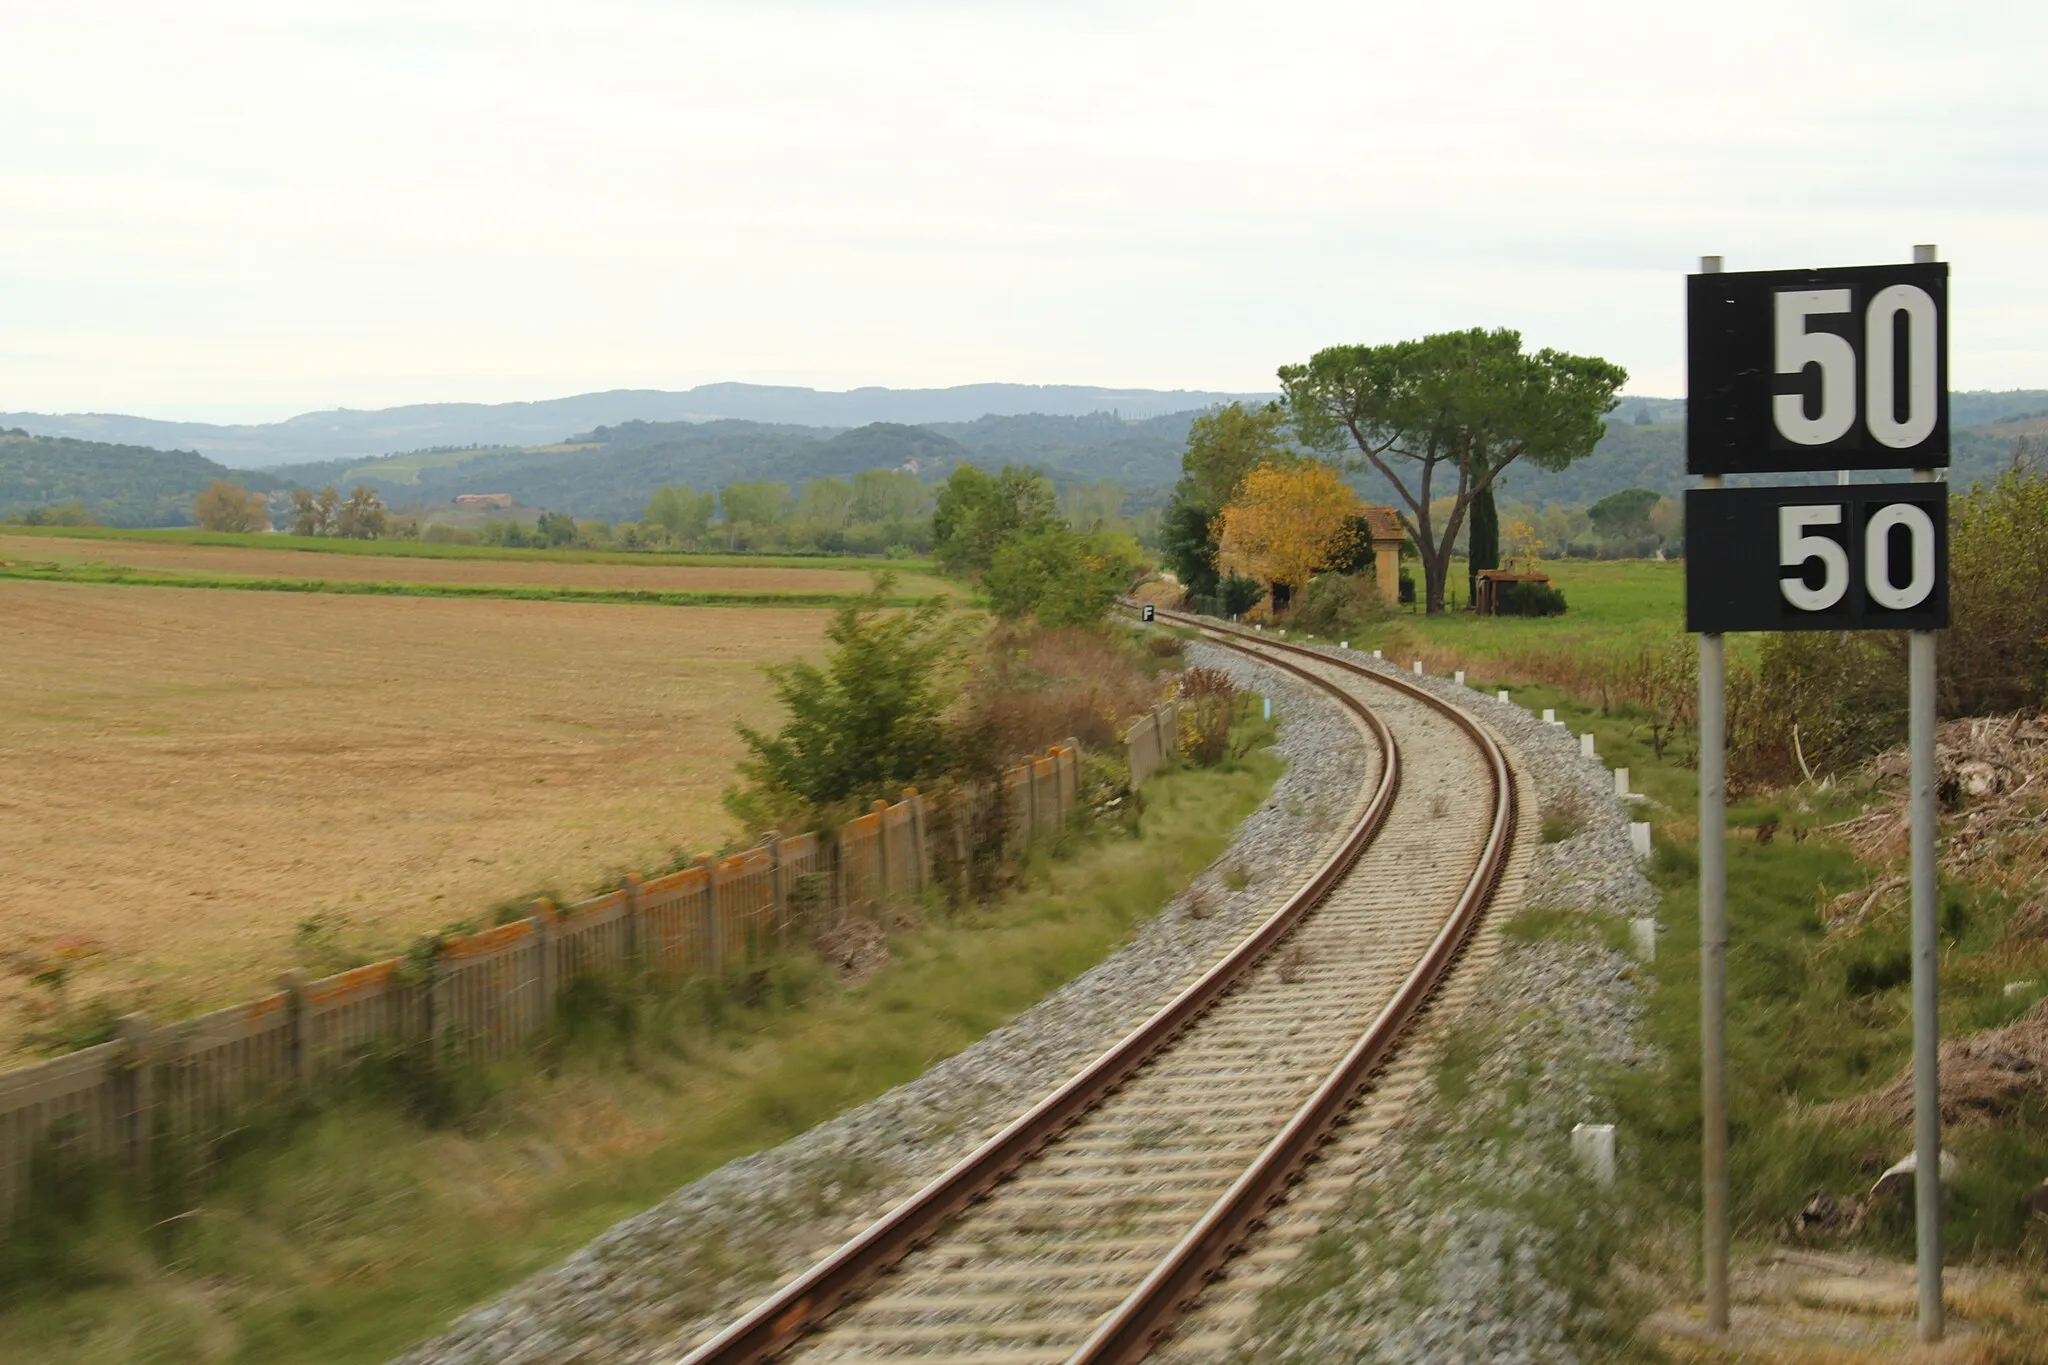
1064 609 1518 1363
678 635 1403 1365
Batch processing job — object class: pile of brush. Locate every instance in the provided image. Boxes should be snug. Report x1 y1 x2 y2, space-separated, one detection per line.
1819 713 2048 934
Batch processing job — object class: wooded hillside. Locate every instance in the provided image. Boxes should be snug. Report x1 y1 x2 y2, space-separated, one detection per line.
0 431 284 527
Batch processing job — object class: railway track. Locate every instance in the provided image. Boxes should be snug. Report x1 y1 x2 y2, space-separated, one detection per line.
679 613 1518 1364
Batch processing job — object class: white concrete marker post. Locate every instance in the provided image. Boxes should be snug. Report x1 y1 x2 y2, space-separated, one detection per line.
1497 690 1510 704
1615 768 1631 798
1631 918 1657 962
1631 822 1652 860
1454 669 1466 686
1571 1124 1617 1186
1580 732 1597 760
1543 708 1557 724
1412 660 1423 676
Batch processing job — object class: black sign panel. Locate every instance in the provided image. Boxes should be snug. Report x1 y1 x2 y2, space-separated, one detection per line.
1141 604 1156 623
1686 484 1947 633
1688 262 1948 475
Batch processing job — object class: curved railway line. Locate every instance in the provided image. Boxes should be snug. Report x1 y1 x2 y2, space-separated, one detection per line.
680 612 1520 1364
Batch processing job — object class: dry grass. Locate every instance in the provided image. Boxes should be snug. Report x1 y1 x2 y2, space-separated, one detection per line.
0 581 833 1059
0 533 952 597
961 626 1165 757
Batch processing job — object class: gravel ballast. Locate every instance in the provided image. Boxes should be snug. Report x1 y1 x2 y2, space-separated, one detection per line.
1240 643 1661 1363
395 641 1369 1365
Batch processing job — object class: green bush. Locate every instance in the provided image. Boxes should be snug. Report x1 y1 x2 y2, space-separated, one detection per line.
984 526 1138 628
1728 632 1905 788
728 576 966 828
1945 449 2048 716
931 465 1056 578
1219 574 1264 617
1289 572 1390 639
1495 580 1567 617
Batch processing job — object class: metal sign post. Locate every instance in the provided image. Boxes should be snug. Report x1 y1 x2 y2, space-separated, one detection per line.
1697 254 1730 1334
1907 242 1943 1342
1685 247 1949 1341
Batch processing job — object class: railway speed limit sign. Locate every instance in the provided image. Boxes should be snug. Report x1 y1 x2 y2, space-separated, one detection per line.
1688 249 1952 1347
1685 482 1947 632
1688 261 1948 474
1685 259 1949 633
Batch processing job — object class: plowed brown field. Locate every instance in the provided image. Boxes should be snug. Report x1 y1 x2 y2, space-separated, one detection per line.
0 581 832 1058
0 534 949 597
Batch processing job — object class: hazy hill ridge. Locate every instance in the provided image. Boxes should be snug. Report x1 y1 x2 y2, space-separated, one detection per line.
1 383 1276 469
7 390 2043 530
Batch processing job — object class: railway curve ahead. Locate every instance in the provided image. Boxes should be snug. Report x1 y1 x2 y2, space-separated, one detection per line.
679 612 1517 1365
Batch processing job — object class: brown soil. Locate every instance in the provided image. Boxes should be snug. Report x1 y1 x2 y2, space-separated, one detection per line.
0 581 833 1060
0 534 949 597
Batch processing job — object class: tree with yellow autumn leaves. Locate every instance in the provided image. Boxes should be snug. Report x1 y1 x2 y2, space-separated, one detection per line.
1213 461 1364 600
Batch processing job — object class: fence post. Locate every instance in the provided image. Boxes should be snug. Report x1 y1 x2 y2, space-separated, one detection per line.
1061 737 1080 821
902 791 927 894
953 791 971 895
694 855 722 974
759 833 786 943
529 899 555 1020
819 827 838 918
871 799 892 900
618 874 643 972
116 1012 154 1190
415 933 448 1052
277 969 308 1094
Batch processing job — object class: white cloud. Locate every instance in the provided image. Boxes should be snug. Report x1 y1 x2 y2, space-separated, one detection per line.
3 0 2043 419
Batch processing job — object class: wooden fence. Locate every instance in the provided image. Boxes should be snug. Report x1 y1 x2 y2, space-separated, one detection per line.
1124 700 1183 788
0 741 1101 1235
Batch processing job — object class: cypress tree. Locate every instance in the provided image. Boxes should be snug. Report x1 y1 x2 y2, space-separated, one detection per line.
1468 485 1499 606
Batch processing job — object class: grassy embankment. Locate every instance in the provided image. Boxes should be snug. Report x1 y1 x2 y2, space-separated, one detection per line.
0 523 932 574
1473 682 2048 1354
1287 563 2048 1348
0 719 1284 1365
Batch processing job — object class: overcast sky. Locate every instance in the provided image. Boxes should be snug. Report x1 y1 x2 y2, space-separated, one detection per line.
4 0 2043 422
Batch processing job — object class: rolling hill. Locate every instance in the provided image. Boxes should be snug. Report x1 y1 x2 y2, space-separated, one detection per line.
0 430 285 527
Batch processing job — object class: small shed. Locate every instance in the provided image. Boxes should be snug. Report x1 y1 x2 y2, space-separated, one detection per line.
1474 569 1553 617
1362 507 1407 604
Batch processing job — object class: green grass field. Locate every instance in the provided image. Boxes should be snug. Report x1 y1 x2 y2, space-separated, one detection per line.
0 523 932 574
1362 559 1770 670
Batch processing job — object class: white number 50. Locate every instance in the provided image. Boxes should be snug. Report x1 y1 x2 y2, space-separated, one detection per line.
1773 286 1938 449
1780 501 1937 612
1780 505 1849 610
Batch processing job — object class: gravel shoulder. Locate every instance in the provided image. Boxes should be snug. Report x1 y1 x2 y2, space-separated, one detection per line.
394 641 1371 1365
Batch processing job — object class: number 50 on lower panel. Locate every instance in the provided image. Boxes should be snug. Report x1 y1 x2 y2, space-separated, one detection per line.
1686 483 1948 634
